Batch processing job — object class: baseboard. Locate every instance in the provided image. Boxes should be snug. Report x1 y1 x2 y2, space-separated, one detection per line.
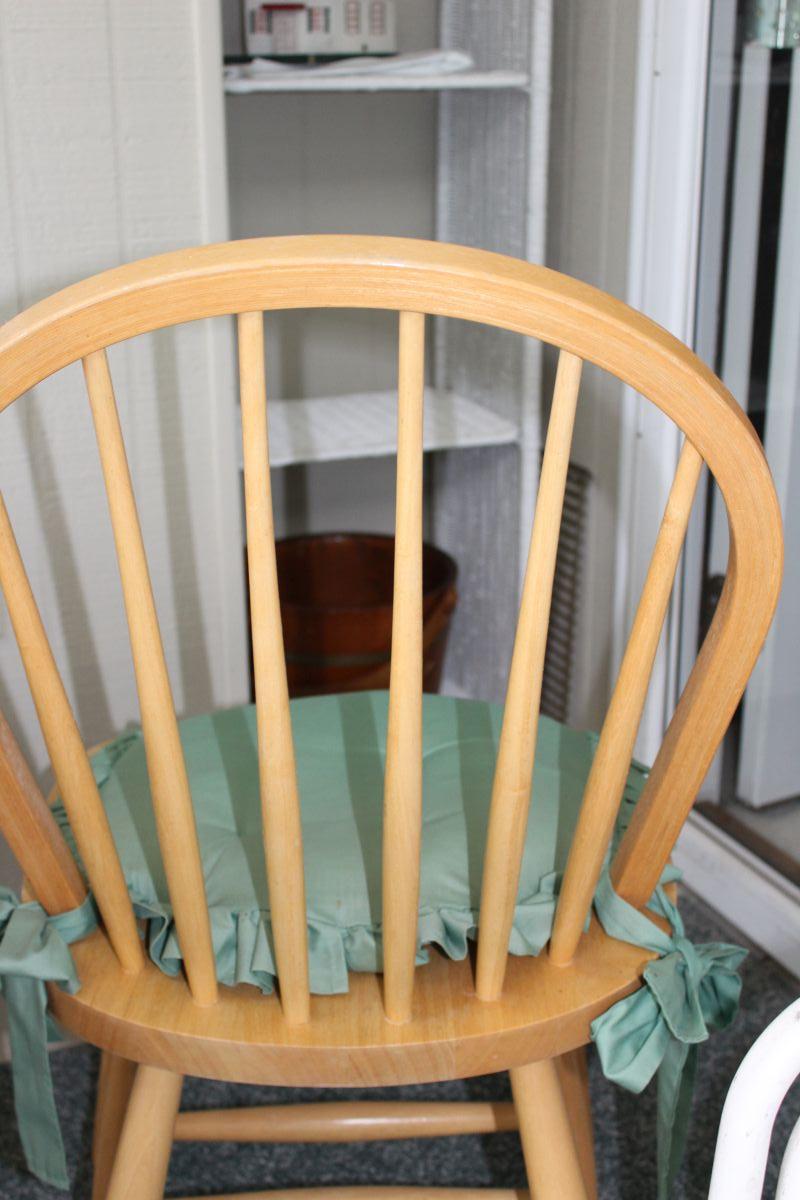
674 811 800 980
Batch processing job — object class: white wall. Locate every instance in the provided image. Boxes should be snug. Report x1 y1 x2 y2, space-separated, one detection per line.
545 0 641 729
0 1 248 888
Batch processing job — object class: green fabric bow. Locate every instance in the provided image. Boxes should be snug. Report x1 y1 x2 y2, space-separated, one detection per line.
0 886 98 1190
590 870 746 1198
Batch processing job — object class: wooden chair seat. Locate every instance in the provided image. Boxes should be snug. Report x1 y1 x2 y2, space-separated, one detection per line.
50 915 654 1088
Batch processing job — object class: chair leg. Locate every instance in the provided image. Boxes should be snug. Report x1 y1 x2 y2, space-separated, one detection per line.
92 1051 137 1200
105 1063 183 1200
555 1048 597 1200
510 1056 589 1200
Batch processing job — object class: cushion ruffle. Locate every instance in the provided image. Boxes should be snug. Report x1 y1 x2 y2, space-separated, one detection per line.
109 869 564 997
51 691 649 996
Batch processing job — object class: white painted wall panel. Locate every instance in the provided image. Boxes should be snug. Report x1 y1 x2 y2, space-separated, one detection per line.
544 0 640 729
614 0 710 764
0 0 248 850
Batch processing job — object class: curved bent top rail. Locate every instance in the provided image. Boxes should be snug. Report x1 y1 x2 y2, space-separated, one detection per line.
0 235 782 1003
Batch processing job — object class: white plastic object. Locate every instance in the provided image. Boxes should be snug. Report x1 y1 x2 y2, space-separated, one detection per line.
709 997 800 1198
776 1110 800 1200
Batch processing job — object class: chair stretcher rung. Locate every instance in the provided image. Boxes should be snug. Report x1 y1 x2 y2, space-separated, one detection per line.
173 1100 518 1143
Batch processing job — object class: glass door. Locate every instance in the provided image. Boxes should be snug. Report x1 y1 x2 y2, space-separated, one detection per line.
689 0 800 884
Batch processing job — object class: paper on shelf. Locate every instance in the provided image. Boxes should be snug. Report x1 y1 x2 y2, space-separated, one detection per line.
224 49 474 83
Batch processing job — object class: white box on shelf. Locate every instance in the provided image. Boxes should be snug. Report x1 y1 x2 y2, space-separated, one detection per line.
243 2 397 59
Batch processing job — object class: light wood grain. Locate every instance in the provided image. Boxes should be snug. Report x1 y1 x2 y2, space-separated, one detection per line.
174 1100 517 1142
0 239 781 912
555 1048 597 1200
238 311 309 1026
511 1058 588 1200
92 1051 137 1200
0 494 142 970
610 476 778 903
48 913 655 1087
383 311 426 1024
83 348 217 1007
550 441 703 964
105 1064 182 1200
0 709 86 914
476 351 582 1000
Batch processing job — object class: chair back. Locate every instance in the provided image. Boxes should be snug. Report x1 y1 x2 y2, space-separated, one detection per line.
0 237 782 1024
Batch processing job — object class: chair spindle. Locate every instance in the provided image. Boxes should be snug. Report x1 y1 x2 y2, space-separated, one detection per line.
550 440 703 964
83 349 217 1005
383 310 425 1023
476 350 582 1001
0 709 86 914
0 495 142 967
610 471 746 907
511 1058 590 1199
237 311 310 1025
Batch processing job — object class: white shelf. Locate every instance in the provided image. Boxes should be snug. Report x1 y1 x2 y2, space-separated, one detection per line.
242 389 518 468
224 69 529 94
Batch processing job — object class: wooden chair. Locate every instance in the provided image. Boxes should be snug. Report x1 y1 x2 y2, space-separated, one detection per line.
0 237 782 1200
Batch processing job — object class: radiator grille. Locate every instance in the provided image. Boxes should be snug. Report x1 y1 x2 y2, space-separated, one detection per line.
541 459 590 723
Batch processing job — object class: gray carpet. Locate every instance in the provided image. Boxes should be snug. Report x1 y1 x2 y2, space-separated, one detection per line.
1 891 798 1199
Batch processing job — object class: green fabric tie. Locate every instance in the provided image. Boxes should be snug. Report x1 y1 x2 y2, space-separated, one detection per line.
0 887 98 1190
590 870 746 1198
